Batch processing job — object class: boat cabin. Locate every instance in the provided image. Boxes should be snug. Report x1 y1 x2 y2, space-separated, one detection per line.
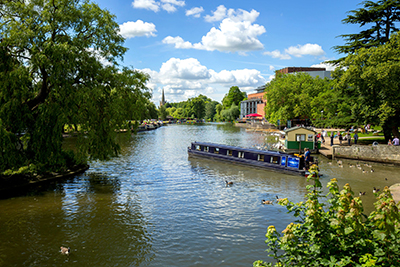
284 126 316 151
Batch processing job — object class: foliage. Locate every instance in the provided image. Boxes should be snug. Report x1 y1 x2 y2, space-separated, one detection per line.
221 103 240 121
222 86 246 110
166 95 219 120
333 31 400 140
255 165 400 266
205 101 219 121
264 73 334 126
333 0 400 62
0 0 151 173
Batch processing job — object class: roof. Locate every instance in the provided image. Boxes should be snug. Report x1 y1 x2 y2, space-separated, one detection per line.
284 126 316 134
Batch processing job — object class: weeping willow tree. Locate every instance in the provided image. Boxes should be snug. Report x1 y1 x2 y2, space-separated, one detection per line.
0 0 151 174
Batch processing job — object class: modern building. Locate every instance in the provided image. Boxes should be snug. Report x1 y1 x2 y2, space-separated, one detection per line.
277 67 332 79
239 67 332 120
240 85 266 119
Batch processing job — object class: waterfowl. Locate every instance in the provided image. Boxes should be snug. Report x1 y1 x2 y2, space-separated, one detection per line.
262 200 273 205
362 169 368 173
357 166 362 170
359 191 366 196
338 164 343 168
328 162 332 165
60 247 70 255
349 164 355 168
370 169 375 173
373 187 380 193
225 181 233 185
276 196 284 202
337 160 343 165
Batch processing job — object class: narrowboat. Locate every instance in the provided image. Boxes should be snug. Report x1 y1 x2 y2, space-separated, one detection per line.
188 142 313 176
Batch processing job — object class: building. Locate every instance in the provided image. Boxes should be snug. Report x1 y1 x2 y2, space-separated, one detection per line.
240 85 266 119
277 67 332 79
284 126 316 151
239 67 332 120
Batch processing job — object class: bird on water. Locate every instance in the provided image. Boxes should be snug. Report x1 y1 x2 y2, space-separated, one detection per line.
60 246 70 255
225 181 233 185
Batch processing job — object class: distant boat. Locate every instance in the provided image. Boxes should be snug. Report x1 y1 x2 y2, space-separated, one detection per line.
188 142 313 176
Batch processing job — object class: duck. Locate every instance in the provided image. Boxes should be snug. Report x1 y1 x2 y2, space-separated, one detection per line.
262 200 273 205
60 246 70 255
328 162 332 165
349 164 355 168
276 195 284 202
362 169 368 173
373 187 380 193
359 191 366 196
225 181 233 185
338 164 343 168
337 160 343 165
370 169 375 173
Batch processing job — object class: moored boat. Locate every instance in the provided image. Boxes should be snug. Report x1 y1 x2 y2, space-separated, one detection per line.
188 142 313 176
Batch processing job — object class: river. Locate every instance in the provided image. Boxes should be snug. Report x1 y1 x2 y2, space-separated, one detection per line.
1 123 400 266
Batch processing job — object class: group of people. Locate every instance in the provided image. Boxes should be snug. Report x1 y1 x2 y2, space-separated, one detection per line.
388 136 400 146
316 130 358 146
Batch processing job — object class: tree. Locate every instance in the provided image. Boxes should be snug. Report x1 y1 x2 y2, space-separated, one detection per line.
264 72 333 126
214 104 223 121
222 86 246 110
333 0 400 62
205 101 219 121
221 103 240 121
255 165 400 267
158 105 168 120
0 0 151 173
333 31 400 140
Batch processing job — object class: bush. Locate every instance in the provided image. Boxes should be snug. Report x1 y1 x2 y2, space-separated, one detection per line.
255 165 400 266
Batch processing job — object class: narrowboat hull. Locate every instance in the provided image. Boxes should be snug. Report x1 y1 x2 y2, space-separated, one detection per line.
188 142 308 176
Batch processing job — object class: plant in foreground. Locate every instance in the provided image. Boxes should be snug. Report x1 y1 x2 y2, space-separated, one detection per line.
255 165 400 266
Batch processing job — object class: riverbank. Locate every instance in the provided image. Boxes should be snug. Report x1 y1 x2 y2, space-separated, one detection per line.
0 164 89 198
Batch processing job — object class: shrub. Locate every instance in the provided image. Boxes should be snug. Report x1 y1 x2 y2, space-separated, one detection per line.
255 165 400 266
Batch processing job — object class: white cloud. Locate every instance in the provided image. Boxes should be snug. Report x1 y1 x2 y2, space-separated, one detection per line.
264 43 325 60
163 10 265 53
119 20 157 38
263 50 291 60
285 43 324 57
131 0 184 12
162 36 193 49
140 57 266 103
204 5 259 23
132 0 160 12
186 6 204 18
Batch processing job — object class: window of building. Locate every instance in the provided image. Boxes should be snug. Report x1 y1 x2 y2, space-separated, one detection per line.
296 134 306 142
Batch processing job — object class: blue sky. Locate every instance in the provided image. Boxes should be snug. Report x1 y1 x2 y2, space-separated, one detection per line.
92 0 363 105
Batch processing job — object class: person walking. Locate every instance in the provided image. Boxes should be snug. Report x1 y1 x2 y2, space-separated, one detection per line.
347 132 351 146
338 132 343 145
353 132 358 145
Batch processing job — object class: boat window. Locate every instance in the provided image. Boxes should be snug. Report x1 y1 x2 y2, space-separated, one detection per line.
296 134 306 142
270 156 279 164
258 154 265 162
227 150 232 156
204 146 209 152
238 151 244 158
196 145 201 151
214 148 219 154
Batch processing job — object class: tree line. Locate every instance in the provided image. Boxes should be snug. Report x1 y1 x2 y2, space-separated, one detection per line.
158 86 247 122
264 0 400 142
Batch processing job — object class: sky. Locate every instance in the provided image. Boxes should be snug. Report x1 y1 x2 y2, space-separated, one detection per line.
92 0 364 106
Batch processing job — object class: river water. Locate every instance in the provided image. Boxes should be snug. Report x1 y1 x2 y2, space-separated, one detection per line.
1 123 400 266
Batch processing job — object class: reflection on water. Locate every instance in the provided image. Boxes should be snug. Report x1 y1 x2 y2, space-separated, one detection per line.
1 123 400 266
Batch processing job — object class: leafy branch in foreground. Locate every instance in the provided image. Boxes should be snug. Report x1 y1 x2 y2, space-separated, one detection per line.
254 165 400 267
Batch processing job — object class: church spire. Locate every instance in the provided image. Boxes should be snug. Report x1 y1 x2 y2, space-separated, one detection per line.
160 88 166 107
